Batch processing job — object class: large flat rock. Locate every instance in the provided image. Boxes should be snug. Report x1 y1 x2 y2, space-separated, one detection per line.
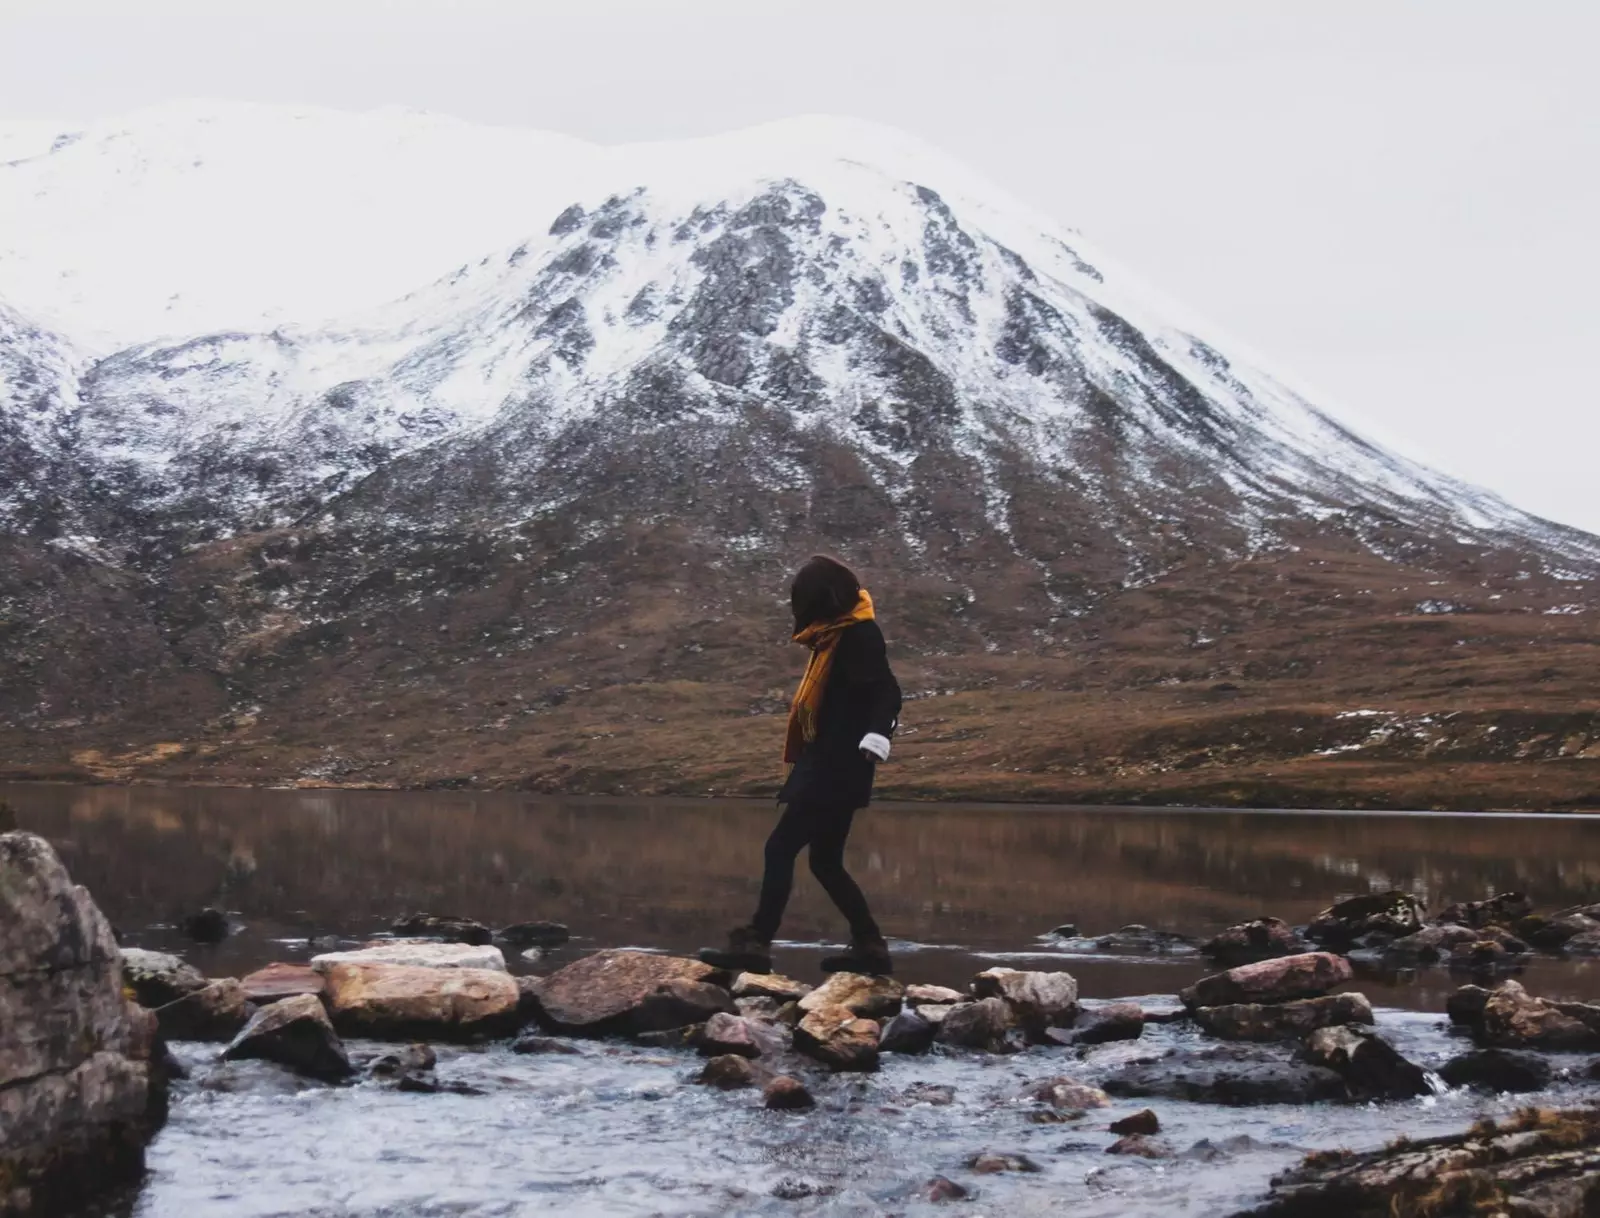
526 950 731 1037
312 942 507 972
322 962 522 1041
1181 952 1353 1009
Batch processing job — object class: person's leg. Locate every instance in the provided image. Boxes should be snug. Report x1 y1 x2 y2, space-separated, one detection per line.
751 800 818 942
806 803 882 943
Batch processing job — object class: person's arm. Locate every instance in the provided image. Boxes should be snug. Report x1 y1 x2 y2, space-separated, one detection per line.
840 622 902 760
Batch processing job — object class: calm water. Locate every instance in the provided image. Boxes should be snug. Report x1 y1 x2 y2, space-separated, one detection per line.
10 784 1600 1218
8 783 1600 1006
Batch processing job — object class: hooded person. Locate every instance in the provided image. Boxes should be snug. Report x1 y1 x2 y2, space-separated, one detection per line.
699 555 902 976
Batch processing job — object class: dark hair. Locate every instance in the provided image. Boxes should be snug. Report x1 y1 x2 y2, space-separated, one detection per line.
790 555 862 631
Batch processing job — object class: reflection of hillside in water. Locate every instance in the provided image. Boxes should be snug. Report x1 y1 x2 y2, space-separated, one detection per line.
10 786 1600 958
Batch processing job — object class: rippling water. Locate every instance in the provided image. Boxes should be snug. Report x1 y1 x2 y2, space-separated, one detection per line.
8 785 1600 1216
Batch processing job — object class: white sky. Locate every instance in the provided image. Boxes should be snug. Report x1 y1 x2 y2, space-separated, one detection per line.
3 0 1597 531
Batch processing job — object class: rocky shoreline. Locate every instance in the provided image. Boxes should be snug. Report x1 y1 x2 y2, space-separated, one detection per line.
7 828 1600 1215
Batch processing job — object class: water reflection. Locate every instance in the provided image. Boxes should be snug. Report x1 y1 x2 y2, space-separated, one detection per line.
7 784 1600 1006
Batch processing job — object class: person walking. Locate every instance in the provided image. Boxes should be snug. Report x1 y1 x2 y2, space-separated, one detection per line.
700 555 902 976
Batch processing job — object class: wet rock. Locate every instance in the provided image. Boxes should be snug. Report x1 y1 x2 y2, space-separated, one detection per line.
1193 993 1373 1042
119 948 208 1009
366 1043 436 1079
1 832 166 1216
798 972 903 1020
396 1072 484 1096
1202 917 1309 966
698 1012 785 1059
1235 1107 1600 1217
1049 1001 1144 1046
1048 923 1080 938
525 950 732 1037
496 921 570 949
1107 1134 1173 1158
763 1074 815 1110
971 967 1078 1035
1142 1004 1189 1024
221 993 352 1082
1109 1108 1160 1135
1181 952 1353 1009
322 962 523 1041
1446 983 1491 1033
914 1003 956 1026
312 942 507 971
1435 891 1534 929
1305 891 1424 949
629 1025 704 1050
182 907 231 944
735 996 782 1020
156 978 252 1042
902 1082 956 1106
1438 1047 1552 1093
240 962 325 1005
968 1151 1040 1174
1303 1025 1431 1100
695 1053 757 1089
904 983 965 1005
924 1175 968 1201
509 1034 582 1055
1024 1076 1110 1110
936 997 1019 1053
390 913 494 945
1447 937 1525 976
879 1009 935 1054
1103 1044 1348 1105
1515 912 1600 950
1474 979 1600 1051
1563 930 1600 955
732 971 811 1002
1380 923 1482 962
1094 925 1197 954
794 1006 880 1072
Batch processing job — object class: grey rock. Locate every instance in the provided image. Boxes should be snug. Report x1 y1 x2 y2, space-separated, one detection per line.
1103 1044 1348 1106
1193 993 1373 1042
1438 1048 1553 1093
1302 1025 1432 1100
222 993 353 1081
878 1009 935 1055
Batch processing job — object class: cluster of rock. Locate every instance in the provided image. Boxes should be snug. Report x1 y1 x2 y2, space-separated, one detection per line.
1 834 167 1217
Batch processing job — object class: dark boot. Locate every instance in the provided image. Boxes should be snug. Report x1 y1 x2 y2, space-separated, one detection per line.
697 925 773 974
820 935 892 976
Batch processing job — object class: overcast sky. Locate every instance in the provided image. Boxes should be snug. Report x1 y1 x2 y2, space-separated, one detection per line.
3 0 1596 531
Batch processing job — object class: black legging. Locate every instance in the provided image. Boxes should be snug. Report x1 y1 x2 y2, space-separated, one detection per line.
751 797 881 943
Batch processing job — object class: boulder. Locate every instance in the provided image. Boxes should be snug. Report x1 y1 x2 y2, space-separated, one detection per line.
1435 892 1534 930
1302 1025 1432 1100
322 962 523 1041
734 996 782 1020
971 967 1078 1034
1474 980 1600 1051
1094 925 1198 954
1109 1109 1160 1135
1447 937 1525 976
1106 1134 1174 1158
936 997 1019 1053
763 1075 815 1110
1446 983 1492 1033
1 833 165 1216
695 1054 757 1090
698 1012 786 1059
1181 952 1353 1009
1050 1002 1144 1047
221 993 352 1081
878 1009 935 1055
1305 891 1424 948
312 942 507 972
391 913 493 945
797 972 902 1020
155 978 252 1042
1438 1048 1552 1093
1236 1107 1600 1218
496 921 570 949
1201 917 1309 966
181 907 231 944
904 983 965 1005
794 1006 880 1072
523 950 732 1037
1193 993 1373 1042
119 948 208 1009
733 972 811 1002
240 962 326 1005
1023 1076 1110 1110
1103 1044 1348 1106
1515 912 1600 950
1380 923 1482 962
914 1003 956 1026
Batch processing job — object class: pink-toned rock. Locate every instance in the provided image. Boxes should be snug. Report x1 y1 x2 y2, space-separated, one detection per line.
525 950 732 1037
1180 952 1353 1009
322 962 522 1041
240 962 326 1004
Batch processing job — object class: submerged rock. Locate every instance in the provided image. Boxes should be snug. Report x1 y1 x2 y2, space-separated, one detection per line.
322 962 523 1041
1302 1025 1431 1100
879 1009 936 1055
1202 917 1310 966
1103 1044 1347 1106
798 972 902 1020
182 907 232 944
1094 925 1198 954
1515 912 1600 950
1107 1133 1174 1158
1234 1107 1600 1217
312 942 507 972
794 1006 880 1073
1 832 166 1216
391 913 494 945
1181 952 1353 1009
1193 993 1373 1042
496 921 570 949
1435 891 1534 929
1050 1001 1144 1046
525 950 732 1037
967 1152 1041 1174
1437 1047 1552 1093
1304 891 1424 949
509 1034 582 1056
1109 1108 1161 1135
695 1053 758 1090
240 962 325 1005
1024 1076 1110 1110
763 1075 815 1110
1379 923 1483 962
222 993 352 1082
924 1175 968 1201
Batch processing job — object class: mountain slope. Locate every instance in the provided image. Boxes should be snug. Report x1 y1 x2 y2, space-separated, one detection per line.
1 107 1598 806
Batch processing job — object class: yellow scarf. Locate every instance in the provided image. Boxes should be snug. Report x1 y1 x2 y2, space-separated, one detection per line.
784 588 875 763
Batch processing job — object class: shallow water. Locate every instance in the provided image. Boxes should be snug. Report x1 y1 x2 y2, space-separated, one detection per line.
8 785 1600 1216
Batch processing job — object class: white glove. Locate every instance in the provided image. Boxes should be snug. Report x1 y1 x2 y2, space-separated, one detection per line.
859 732 891 762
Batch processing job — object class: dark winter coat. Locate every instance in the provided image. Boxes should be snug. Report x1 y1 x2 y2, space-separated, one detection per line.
778 618 902 810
